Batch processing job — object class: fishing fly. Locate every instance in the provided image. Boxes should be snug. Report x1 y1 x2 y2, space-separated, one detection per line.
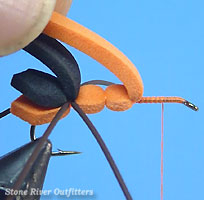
0 6 198 200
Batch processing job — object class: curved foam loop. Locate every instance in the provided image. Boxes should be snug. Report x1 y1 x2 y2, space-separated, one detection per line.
23 33 81 101
11 69 67 108
11 96 70 125
44 12 144 102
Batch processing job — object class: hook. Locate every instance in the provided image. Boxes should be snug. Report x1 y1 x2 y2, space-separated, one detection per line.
30 125 81 156
0 108 10 119
183 100 199 111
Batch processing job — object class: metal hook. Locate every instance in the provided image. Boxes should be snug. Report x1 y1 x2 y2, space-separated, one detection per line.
183 100 199 111
30 125 81 156
0 108 10 119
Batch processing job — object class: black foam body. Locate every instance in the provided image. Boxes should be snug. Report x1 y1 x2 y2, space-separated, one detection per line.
23 33 81 101
11 69 67 107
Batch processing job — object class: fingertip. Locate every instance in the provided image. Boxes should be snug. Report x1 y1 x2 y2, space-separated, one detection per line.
54 0 73 16
0 0 56 56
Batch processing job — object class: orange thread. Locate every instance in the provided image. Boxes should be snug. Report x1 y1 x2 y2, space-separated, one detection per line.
161 103 164 200
137 96 185 104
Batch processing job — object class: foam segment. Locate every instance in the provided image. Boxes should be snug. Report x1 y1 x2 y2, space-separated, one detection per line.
23 33 81 101
11 95 70 125
11 69 68 108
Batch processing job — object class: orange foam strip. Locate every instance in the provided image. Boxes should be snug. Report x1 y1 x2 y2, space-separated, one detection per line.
10 85 105 125
105 84 133 111
11 85 136 125
75 85 106 114
44 12 144 102
11 95 70 125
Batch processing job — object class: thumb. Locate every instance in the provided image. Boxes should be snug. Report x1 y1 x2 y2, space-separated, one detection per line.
55 0 73 16
0 0 56 56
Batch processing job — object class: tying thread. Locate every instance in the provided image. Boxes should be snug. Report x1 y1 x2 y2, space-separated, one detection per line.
161 103 164 200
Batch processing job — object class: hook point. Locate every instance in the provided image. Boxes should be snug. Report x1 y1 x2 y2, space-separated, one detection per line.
52 149 82 156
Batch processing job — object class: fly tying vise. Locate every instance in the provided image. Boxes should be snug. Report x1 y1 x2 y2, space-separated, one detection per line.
0 139 55 200
0 9 198 200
